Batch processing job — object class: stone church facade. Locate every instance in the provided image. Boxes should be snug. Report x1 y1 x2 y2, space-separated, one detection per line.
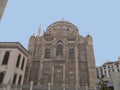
24 20 96 88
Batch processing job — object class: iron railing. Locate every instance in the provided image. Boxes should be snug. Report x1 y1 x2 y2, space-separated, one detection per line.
0 84 100 90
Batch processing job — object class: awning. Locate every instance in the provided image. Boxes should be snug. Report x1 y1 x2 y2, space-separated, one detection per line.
107 82 113 87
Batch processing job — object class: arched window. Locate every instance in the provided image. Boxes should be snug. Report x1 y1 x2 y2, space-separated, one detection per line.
56 41 63 57
21 57 25 70
0 72 5 84
45 48 51 58
12 73 17 84
2 51 10 65
69 48 75 59
16 54 21 67
18 75 22 85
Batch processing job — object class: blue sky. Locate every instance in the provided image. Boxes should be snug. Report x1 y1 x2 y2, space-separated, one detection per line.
0 0 120 66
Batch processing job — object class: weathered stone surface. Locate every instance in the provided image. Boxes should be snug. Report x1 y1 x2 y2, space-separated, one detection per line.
24 20 96 88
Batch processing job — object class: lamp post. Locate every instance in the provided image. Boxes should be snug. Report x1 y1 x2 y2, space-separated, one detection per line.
48 82 51 90
62 83 65 90
85 85 88 90
30 81 33 90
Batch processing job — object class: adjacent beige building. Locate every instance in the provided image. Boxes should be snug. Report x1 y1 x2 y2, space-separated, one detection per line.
112 72 120 90
96 60 120 79
0 0 8 21
96 58 120 89
24 20 96 88
0 42 28 85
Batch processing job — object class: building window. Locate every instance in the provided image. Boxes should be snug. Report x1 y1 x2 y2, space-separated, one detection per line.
16 54 21 68
12 73 17 84
116 65 119 68
56 41 63 57
109 73 111 76
21 57 25 70
0 72 5 84
18 75 22 85
69 48 75 59
104 70 106 74
2 51 10 65
45 48 51 58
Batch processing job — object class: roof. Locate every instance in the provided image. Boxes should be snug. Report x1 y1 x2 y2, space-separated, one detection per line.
102 61 119 66
0 42 28 56
47 20 78 32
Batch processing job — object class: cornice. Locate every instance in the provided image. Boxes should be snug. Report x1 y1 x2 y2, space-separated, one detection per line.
0 42 28 56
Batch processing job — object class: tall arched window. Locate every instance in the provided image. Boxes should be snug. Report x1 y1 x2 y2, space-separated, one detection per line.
0 72 5 84
16 54 21 68
45 48 51 58
21 57 25 70
56 41 63 57
2 51 10 65
18 75 22 85
12 73 17 84
69 48 75 59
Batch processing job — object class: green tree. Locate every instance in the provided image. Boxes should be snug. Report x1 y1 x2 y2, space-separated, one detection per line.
98 75 109 90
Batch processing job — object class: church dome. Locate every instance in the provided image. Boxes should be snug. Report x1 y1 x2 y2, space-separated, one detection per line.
46 20 79 32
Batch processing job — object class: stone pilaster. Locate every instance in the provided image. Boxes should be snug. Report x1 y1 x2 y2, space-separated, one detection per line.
75 46 79 86
86 36 96 87
63 64 65 84
51 66 54 86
